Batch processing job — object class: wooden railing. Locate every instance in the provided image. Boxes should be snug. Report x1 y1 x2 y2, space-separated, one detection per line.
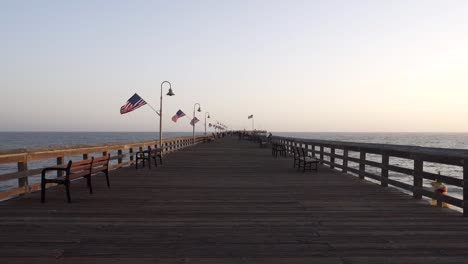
0 135 209 200
274 136 468 216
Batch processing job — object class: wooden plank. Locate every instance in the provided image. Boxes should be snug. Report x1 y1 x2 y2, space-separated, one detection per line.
413 159 423 199
464 159 468 217
342 148 348 173
359 151 366 180
0 135 206 163
0 168 43 181
1 136 468 263
421 171 462 187
272 136 467 166
0 153 27 164
57 156 64 178
320 146 324 162
17 162 28 190
386 164 413 176
348 157 382 169
381 153 389 187
118 149 123 164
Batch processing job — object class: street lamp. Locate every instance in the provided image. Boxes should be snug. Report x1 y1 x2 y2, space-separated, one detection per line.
204 112 210 135
193 103 201 142
160 81 175 151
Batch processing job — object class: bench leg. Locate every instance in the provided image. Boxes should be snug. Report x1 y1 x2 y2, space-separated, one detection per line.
65 182 71 203
86 176 93 194
105 170 110 188
41 181 46 203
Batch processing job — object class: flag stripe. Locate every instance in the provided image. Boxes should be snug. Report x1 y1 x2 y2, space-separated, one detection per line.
120 94 147 114
172 109 186 123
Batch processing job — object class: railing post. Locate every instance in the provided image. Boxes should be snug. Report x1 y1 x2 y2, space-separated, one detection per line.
413 159 423 199
330 147 335 169
381 153 389 187
342 148 348 173
320 146 324 163
359 151 366 180
129 148 134 162
17 161 28 192
463 159 468 217
118 149 123 164
57 156 64 177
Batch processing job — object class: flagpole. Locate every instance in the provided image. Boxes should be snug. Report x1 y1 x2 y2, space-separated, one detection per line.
193 103 201 143
146 103 160 116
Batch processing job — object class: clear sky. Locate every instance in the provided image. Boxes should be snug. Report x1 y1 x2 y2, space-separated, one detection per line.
1 0 467 132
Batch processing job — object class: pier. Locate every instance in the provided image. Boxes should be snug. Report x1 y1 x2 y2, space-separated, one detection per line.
1 135 468 263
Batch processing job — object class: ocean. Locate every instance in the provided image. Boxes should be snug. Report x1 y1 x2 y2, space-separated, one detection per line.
1 132 467 204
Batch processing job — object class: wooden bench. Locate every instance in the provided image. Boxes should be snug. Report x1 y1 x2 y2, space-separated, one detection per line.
136 146 162 169
293 146 319 172
91 154 111 187
41 158 93 203
41 154 111 203
271 142 286 157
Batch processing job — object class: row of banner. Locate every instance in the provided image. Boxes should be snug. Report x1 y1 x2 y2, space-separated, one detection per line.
120 93 227 130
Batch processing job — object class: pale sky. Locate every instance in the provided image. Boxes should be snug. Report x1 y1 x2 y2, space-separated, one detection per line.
1 0 467 132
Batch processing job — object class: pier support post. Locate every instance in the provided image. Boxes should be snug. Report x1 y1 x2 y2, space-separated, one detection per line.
359 151 366 180
381 153 389 187
330 147 335 169
320 146 324 163
463 159 468 217
17 161 28 193
342 148 348 173
129 148 134 162
57 157 64 177
413 159 423 199
83 154 88 160
118 150 123 164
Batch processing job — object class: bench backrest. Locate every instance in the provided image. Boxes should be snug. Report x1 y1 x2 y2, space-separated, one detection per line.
67 158 94 180
92 154 110 173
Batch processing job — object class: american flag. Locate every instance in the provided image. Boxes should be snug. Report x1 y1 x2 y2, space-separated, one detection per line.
248 114 253 119
190 117 199 126
120 93 147 114
171 110 186 123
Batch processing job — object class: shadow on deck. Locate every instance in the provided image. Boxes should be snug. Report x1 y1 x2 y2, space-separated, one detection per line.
1 136 467 263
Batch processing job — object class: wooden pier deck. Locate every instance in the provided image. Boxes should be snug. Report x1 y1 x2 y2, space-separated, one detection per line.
1 136 468 263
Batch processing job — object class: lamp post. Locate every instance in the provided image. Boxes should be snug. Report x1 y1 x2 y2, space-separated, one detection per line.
204 112 210 135
193 103 201 143
159 81 175 151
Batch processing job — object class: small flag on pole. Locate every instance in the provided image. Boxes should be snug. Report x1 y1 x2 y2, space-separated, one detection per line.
171 110 186 123
190 117 199 126
120 93 147 114
248 114 253 119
